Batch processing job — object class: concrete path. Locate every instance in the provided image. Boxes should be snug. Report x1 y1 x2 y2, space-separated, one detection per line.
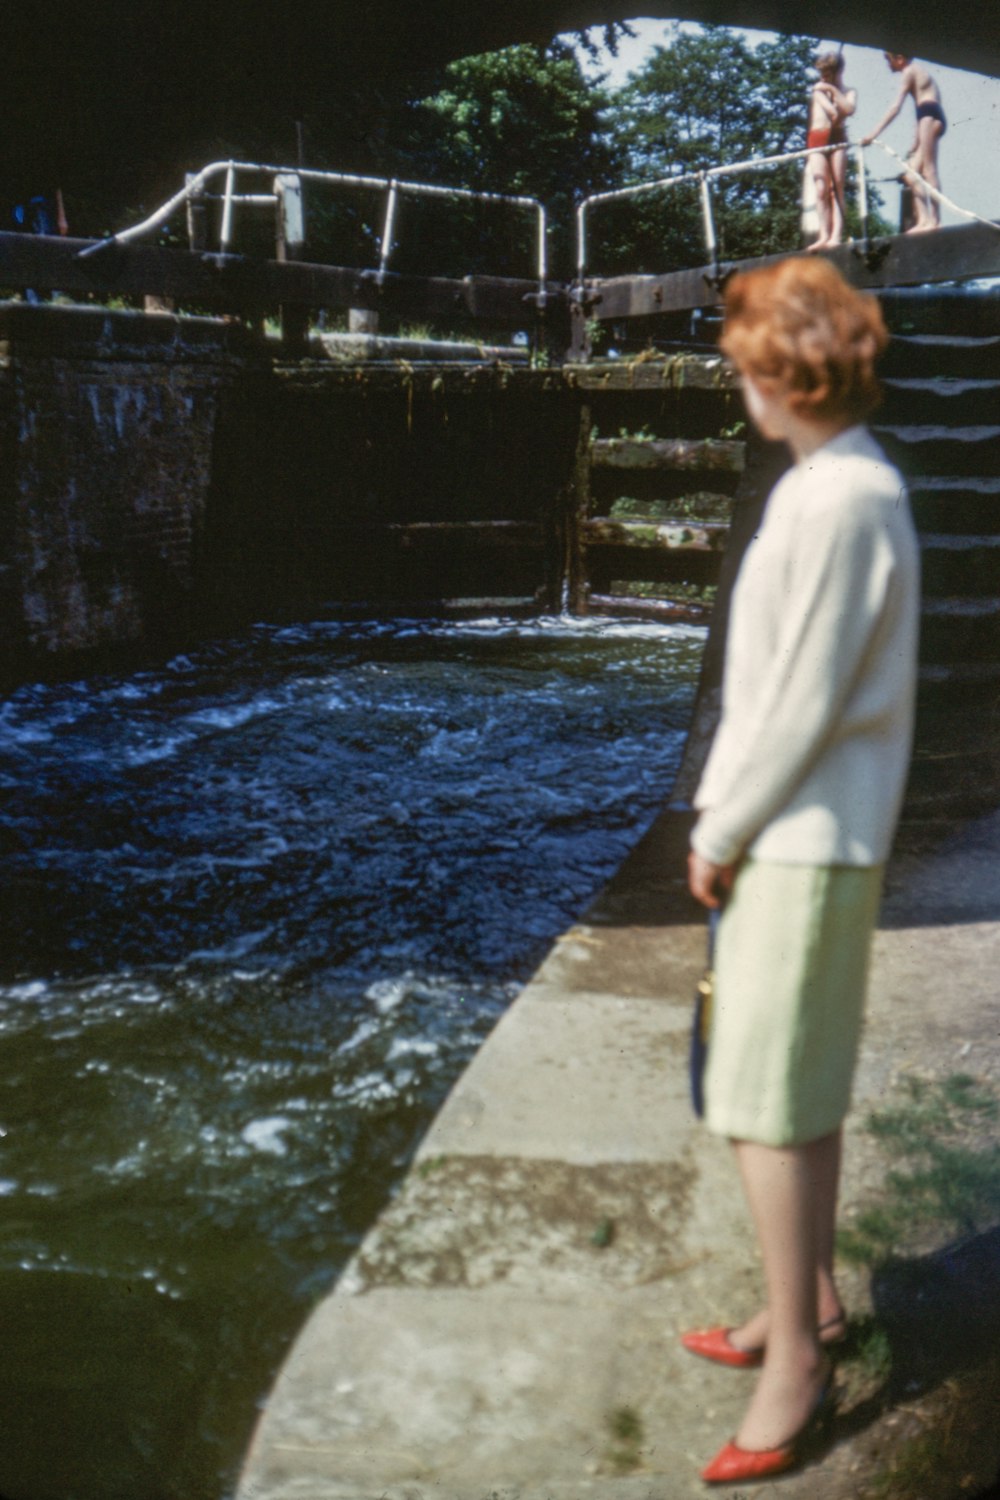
236 802 1000 1500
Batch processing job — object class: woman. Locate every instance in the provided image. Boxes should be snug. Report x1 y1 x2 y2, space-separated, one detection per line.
683 257 920 1484
806 50 857 250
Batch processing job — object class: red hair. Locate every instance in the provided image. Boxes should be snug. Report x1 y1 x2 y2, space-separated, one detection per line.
719 258 888 421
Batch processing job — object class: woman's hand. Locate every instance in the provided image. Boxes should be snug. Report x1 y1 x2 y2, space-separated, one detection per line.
687 851 736 909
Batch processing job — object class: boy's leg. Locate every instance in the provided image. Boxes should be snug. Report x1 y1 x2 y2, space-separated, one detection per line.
904 152 931 230
829 148 848 242
808 154 833 247
917 118 942 226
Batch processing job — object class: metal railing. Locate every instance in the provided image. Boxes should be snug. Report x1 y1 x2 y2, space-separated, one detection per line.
575 137 1000 285
575 140 871 282
79 158 549 293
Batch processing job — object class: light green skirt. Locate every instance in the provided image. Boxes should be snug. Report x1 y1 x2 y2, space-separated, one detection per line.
703 859 884 1147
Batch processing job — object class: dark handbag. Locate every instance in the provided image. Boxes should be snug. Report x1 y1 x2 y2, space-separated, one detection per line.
689 908 719 1118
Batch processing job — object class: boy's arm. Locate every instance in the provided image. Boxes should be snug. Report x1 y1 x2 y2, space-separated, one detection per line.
811 85 837 124
828 85 857 118
862 70 913 145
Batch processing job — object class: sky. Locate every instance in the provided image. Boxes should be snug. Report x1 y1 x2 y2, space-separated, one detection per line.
572 18 1000 231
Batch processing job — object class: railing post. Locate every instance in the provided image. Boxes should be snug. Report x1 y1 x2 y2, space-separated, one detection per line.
379 182 399 279
185 172 208 252
564 400 593 614
275 172 309 352
220 163 237 253
855 144 870 249
699 172 719 281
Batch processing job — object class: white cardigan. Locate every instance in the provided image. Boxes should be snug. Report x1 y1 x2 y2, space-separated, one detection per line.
692 425 920 868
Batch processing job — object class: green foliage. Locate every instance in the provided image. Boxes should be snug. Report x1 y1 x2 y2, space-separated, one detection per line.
594 25 820 274
383 41 623 279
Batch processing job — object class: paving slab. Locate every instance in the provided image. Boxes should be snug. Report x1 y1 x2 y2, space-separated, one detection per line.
237 804 1000 1500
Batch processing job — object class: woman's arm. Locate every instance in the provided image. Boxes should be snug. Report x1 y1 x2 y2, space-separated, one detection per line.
691 496 899 868
687 850 736 909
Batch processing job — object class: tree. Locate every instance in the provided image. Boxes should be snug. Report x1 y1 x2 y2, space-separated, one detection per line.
593 26 826 274
366 42 624 282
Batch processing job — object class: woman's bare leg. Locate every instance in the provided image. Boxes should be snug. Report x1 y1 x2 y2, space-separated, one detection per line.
729 1137 831 1451
727 1127 844 1352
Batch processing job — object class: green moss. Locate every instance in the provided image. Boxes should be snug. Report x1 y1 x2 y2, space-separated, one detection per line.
602 1405 645 1474
415 1154 448 1178
590 1216 615 1248
611 580 717 604
608 493 734 523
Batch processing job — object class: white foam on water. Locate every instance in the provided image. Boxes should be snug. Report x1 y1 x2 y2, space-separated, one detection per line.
386 1036 440 1062
365 978 410 1013
241 1116 293 1156
186 696 286 733
336 1018 381 1054
124 734 195 766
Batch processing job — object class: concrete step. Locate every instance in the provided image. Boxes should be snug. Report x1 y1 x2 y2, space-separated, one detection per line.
874 423 1000 477
910 476 1000 534
880 334 1000 380
878 285 1000 336
919 595 1000 663
919 532 1000 595
918 659 1000 687
880 376 1000 427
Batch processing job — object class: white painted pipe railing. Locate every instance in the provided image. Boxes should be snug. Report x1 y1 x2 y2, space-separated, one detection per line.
575 139 861 280
78 158 549 290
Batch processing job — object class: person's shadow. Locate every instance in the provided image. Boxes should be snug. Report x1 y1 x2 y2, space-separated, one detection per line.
815 1226 1000 1494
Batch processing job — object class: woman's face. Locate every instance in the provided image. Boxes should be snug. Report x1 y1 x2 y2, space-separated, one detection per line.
740 372 791 442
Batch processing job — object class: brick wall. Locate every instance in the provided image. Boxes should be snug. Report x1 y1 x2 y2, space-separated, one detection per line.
0 305 253 678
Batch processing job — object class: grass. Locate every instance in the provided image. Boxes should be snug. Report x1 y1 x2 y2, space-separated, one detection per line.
838 1073 1000 1267
833 1067 1000 1485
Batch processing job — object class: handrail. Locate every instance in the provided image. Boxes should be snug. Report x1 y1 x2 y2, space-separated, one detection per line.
78 158 549 292
575 139 859 281
864 138 1000 234
576 136 1000 283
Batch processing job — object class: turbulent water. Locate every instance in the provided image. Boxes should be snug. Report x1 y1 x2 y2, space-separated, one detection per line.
0 614 703 1500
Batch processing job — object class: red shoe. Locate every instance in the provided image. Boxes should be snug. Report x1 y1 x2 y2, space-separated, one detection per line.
700 1383 833 1485
701 1437 797 1483
680 1326 763 1369
682 1310 847 1370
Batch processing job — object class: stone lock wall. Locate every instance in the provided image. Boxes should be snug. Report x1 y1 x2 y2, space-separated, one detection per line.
0 305 253 680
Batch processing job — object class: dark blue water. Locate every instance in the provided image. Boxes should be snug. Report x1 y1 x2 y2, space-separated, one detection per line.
0 614 703 1500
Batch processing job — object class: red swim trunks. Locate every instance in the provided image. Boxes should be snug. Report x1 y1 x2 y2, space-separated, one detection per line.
808 123 846 151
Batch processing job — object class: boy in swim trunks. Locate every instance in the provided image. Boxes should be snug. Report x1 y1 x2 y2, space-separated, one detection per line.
862 54 946 232
806 51 856 250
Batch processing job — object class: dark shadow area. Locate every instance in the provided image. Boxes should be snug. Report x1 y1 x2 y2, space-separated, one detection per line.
810 1228 1000 1499
872 1225 1000 1395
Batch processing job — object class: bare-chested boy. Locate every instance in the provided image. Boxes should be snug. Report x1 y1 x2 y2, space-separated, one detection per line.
806 51 857 250
862 54 946 232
